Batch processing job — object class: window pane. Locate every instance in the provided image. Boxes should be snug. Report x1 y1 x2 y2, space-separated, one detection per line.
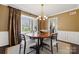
21 15 33 33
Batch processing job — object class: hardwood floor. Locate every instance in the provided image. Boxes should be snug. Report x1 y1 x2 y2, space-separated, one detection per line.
0 41 79 54
0 45 9 54
58 40 79 54
69 44 79 54
57 41 79 54
0 48 5 54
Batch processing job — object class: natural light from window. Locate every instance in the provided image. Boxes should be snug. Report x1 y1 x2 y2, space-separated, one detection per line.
21 15 34 34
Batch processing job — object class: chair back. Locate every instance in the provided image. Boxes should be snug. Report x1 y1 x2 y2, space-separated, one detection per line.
18 34 26 44
51 33 58 40
19 34 26 54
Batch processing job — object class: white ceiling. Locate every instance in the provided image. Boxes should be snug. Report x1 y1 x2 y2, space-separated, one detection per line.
8 4 79 16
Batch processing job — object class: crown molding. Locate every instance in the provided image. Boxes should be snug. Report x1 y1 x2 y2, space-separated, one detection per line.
7 4 38 18
48 7 79 19
21 10 38 18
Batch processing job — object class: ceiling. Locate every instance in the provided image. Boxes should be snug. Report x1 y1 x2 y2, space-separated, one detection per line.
8 4 79 17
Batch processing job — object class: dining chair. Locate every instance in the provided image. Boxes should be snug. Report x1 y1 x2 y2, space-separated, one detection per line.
19 34 26 54
19 34 37 54
41 33 58 54
50 33 58 53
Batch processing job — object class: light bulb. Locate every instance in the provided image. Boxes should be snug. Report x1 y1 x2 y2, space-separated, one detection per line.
40 19 41 20
39 16 41 18
43 19 45 20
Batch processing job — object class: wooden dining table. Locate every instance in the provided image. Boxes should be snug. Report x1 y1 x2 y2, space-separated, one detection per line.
26 32 55 54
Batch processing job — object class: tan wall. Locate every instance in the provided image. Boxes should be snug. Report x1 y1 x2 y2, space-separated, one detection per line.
51 9 79 32
0 5 37 31
0 5 79 32
0 5 9 31
38 20 47 30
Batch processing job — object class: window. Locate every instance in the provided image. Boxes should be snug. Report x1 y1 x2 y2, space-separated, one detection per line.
21 15 34 33
48 17 58 33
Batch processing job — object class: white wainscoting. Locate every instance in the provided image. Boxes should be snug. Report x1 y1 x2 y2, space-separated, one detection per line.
58 31 79 45
0 31 9 46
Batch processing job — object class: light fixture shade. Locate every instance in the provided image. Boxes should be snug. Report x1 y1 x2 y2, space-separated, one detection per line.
37 4 48 20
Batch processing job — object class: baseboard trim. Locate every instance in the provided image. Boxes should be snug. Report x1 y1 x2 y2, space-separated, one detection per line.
0 45 9 48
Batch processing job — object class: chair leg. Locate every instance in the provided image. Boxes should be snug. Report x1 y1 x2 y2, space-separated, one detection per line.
56 36 58 53
24 42 26 54
19 44 21 54
50 39 53 54
56 43 58 52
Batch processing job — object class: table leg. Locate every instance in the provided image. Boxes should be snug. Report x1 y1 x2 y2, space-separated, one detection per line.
40 38 49 47
36 38 40 54
50 39 53 53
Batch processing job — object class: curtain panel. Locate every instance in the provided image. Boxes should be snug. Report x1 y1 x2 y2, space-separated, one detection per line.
8 6 21 46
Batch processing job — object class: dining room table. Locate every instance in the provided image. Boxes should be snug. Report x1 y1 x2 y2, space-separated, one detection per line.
26 32 55 54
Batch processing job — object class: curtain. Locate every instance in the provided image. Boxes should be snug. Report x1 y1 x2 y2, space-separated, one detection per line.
8 7 21 46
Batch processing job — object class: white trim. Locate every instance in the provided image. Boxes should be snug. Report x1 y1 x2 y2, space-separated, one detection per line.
49 7 79 18
0 31 9 46
58 30 79 45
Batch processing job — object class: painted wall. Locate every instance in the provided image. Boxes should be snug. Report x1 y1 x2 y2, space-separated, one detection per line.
58 30 79 45
0 5 38 46
50 9 79 44
0 5 9 31
0 5 9 46
52 9 79 32
0 32 8 46
38 20 48 30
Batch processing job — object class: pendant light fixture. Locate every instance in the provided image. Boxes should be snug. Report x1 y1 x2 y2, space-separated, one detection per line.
37 4 48 20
